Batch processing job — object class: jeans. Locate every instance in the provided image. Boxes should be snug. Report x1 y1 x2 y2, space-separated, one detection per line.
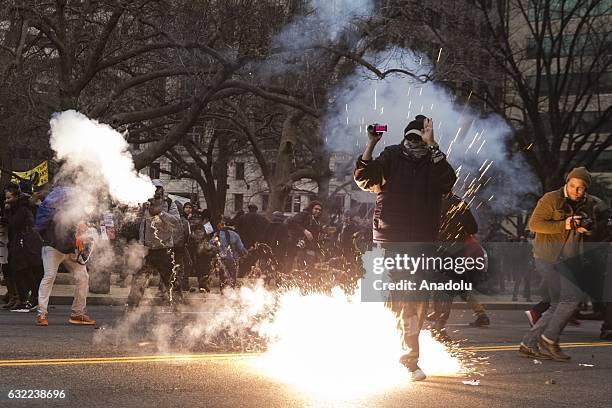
38 246 89 316
382 244 432 371
522 258 583 347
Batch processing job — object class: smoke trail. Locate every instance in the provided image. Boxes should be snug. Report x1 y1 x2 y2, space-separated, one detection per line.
49 110 155 206
256 0 376 79
323 48 539 215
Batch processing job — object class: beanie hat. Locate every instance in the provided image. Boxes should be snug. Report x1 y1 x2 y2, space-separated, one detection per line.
566 167 591 187
403 115 427 141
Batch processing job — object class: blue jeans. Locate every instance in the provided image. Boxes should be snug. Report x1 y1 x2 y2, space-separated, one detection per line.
522 258 583 347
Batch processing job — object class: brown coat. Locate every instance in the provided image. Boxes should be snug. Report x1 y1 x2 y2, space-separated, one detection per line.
528 187 608 262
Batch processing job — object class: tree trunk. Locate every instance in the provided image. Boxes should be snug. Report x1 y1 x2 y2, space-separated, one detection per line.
269 110 305 213
212 133 229 220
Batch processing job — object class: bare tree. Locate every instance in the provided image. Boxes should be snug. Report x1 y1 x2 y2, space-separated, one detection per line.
473 0 612 191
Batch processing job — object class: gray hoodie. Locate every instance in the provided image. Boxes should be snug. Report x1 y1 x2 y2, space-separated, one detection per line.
139 198 180 250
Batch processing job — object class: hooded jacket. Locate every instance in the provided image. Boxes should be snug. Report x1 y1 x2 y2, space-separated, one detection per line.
354 144 456 243
34 186 78 254
139 197 180 250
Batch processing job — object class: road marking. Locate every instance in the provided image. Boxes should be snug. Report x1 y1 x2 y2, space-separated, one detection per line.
463 341 612 352
0 342 610 367
0 353 259 367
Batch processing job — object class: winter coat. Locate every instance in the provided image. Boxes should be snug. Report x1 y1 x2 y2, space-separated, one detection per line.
354 144 456 243
265 220 290 259
34 186 77 254
6 195 42 271
236 211 270 248
210 228 247 261
439 194 478 242
286 211 323 248
139 197 180 250
529 187 608 263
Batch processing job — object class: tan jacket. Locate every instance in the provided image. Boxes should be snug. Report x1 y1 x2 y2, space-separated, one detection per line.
529 187 608 262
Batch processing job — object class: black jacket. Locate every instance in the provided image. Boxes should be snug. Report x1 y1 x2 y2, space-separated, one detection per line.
265 221 290 259
439 194 478 242
287 211 322 243
354 144 456 243
236 211 270 248
6 195 43 271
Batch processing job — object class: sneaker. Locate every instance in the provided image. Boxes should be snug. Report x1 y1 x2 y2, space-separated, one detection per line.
10 303 32 313
408 367 427 382
525 309 540 327
189 287 197 293
600 329 612 340
2 299 18 309
469 314 490 327
539 335 571 361
68 314 96 325
518 343 551 360
36 314 49 326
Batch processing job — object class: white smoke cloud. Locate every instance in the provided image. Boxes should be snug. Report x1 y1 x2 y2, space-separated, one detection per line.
255 0 376 80
275 0 375 46
323 48 539 214
49 110 155 205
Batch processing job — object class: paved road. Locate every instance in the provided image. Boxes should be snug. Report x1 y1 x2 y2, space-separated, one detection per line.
0 305 610 407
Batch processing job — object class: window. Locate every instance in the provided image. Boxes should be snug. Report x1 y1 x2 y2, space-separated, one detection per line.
526 72 612 96
572 111 612 133
235 162 245 180
293 196 302 213
234 194 244 212
528 0 612 21
526 32 611 59
284 195 302 213
261 194 269 211
149 163 160 179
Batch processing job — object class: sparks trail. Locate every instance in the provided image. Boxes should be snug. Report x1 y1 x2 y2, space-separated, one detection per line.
150 217 180 305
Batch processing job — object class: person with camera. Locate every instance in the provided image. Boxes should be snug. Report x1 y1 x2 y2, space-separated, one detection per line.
287 201 324 272
354 115 456 381
519 167 609 361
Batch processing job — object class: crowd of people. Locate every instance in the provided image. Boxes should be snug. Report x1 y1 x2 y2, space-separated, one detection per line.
0 178 372 323
1 114 611 384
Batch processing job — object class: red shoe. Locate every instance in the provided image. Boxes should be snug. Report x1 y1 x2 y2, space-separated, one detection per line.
525 309 540 327
68 314 96 325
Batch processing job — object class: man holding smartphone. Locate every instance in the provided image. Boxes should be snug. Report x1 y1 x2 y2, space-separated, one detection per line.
354 115 456 381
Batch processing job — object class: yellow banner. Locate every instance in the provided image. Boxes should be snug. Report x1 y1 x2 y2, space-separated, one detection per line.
10 161 49 187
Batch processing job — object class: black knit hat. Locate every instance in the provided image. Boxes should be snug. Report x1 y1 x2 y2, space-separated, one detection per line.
403 115 427 142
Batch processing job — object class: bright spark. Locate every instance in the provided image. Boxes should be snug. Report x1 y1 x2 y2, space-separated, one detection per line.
253 287 463 400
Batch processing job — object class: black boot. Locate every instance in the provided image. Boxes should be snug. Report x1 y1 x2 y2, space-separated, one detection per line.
469 314 490 327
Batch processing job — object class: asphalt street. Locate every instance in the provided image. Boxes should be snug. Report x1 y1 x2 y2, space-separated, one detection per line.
0 305 610 408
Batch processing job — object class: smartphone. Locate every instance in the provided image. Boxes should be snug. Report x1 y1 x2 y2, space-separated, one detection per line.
374 124 388 132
